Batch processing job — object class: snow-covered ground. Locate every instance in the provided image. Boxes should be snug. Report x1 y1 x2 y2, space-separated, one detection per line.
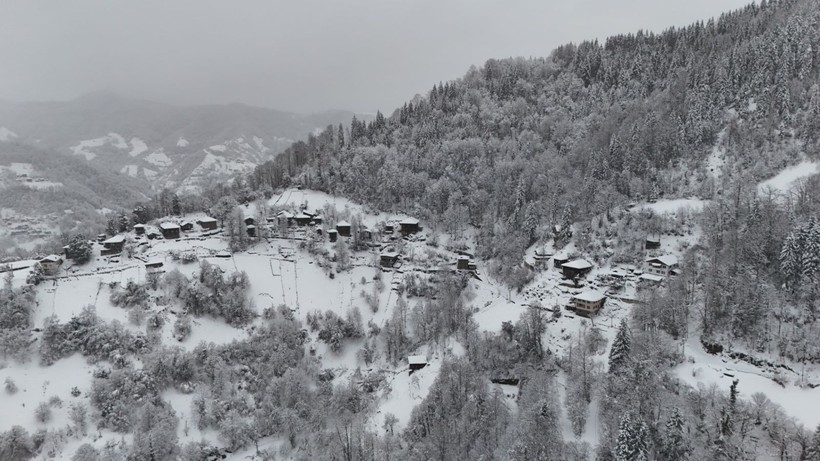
144 149 173 167
0 126 18 141
636 198 709 214
757 161 820 195
69 133 129 160
128 137 148 157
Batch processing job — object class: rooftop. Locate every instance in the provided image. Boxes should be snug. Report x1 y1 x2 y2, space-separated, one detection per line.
400 217 420 225
640 273 665 282
337 220 351 227
40 255 62 263
198 217 217 223
562 259 593 270
573 291 606 303
647 255 678 267
160 222 180 230
408 355 427 365
103 235 125 244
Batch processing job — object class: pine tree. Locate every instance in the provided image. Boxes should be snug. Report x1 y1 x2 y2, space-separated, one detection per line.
805 424 820 461
609 319 632 375
66 234 92 265
661 407 688 461
780 231 801 290
615 413 648 461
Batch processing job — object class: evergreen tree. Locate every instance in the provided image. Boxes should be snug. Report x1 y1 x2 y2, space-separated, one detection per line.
66 234 92 265
615 413 648 461
806 424 820 461
661 407 688 461
608 319 632 375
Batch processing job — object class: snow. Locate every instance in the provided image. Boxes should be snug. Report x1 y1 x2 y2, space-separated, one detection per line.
637 198 708 214
252 136 268 152
707 127 728 179
371 352 443 433
573 291 606 303
144 149 173 167
675 337 820 428
176 137 189 147
120 164 139 177
128 137 148 157
0 126 19 141
142 167 158 180
563 259 593 270
208 144 227 153
757 161 820 195
69 133 128 160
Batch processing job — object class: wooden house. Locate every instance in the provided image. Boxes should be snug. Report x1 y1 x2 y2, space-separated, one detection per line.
246 225 256 237
457 255 470 270
408 355 427 373
145 260 164 275
311 215 323 225
572 291 606 316
380 252 401 268
180 222 194 232
561 259 593 279
645 236 661 250
133 224 145 235
385 223 395 234
358 226 373 241
160 223 181 240
533 248 552 269
101 235 125 255
328 229 338 242
197 217 218 230
399 218 420 235
553 253 570 268
39 255 63 275
336 221 351 237
295 213 312 227
643 255 678 277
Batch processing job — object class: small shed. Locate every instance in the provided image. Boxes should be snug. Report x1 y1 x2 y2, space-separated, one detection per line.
380 252 400 268
246 224 257 237
384 223 395 234
134 224 145 235
408 355 427 373
572 291 606 316
645 236 661 250
39 255 63 275
457 256 470 270
101 235 125 255
328 229 339 242
399 218 420 235
180 222 194 232
160 223 181 240
197 217 218 230
561 259 593 279
336 221 351 237
553 253 569 268
145 260 164 274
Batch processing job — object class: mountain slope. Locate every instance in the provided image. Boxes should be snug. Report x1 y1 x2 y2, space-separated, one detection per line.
0 93 366 191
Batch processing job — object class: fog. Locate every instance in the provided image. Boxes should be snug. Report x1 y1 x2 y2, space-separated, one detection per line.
0 0 752 114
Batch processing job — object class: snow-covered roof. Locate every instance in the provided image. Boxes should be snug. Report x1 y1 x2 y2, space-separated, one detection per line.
381 252 400 259
145 260 164 267
639 274 665 282
103 235 125 244
562 259 593 270
327 229 338 234
133 224 145 228
247 224 256 229
408 355 427 365
277 211 294 219
647 255 678 267
198 217 217 223
337 220 351 227
400 217 420 225
160 222 180 230
40 255 62 263
295 212 312 219
573 291 606 303
553 253 569 260
457 255 470 261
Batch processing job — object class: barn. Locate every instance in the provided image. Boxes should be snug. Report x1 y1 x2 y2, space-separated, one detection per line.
197 217 218 230
336 221 351 237
561 259 593 279
160 223 181 240
399 218 420 235
101 235 125 255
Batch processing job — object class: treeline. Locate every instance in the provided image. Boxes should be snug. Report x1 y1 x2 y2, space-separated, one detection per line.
247 0 820 285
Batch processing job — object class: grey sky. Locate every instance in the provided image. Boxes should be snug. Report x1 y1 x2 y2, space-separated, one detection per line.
0 0 751 114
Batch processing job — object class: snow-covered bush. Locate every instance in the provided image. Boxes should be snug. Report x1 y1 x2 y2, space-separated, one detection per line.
34 402 52 423
4 378 17 394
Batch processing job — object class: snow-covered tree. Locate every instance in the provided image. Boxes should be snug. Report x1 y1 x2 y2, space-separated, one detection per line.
608 319 632 375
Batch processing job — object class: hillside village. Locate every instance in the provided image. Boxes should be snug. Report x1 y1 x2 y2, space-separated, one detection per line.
3 181 819 459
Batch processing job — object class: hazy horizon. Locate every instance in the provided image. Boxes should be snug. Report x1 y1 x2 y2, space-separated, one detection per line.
0 0 752 115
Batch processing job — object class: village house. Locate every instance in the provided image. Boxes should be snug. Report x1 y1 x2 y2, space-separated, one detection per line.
39 255 63 275
408 355 427 373
134 224 145 235
180 222 194 232
561 259 593 279
572 291 606 316
553 253 570 268
295 213 312 227
643 255 679 277
160 223 181 240
145 260 164 275
244 217 256 226
197 217 218 230
645 236 661 250
457 255 470 270
399 217 421 235
246 224 257 237
380 251 401 268
101 235 125 256
638 273 665 287
533 247 552 269
328 229 338 242
96 233 107 243
277 211 295 227
336 221 351 237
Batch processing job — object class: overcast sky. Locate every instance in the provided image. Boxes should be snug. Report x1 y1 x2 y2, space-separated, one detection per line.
0 0 751 114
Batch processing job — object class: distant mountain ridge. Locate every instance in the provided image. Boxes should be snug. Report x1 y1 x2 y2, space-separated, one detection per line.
0 93 368 191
